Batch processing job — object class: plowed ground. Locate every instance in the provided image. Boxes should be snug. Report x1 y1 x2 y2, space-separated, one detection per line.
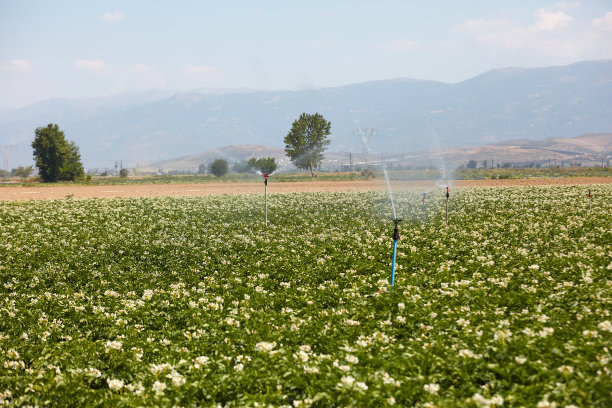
1 177 609 201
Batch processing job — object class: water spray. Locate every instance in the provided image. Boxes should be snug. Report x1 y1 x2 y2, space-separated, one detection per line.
390 218 402 286
445 186 449 226
383 168 401 286
421 192 427 213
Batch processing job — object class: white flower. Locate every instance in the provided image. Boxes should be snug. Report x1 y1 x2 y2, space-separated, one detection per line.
166 370 186 386
355 381 368 391
494 329 512 341
234 363 244 371
107 378 124 391
304 366 319 374
105 340 122 351
152 380 166 395
598 320 612 332
515 356 527 364
194 356 210 368
557 365 574 375
340 375 355 387
424 383 440 394
345 354 359 364
294 350 309 362
397 303 405 310
255 341 276 353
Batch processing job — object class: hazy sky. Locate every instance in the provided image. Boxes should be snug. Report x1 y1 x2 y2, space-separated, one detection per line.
1 0 611 108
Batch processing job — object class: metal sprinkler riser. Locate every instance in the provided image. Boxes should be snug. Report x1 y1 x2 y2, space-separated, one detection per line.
390 218 402 286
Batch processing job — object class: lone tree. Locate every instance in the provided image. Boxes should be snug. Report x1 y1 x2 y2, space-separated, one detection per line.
248 157 277 175
284 113 331 177
32 123 84 182
210 158 229 177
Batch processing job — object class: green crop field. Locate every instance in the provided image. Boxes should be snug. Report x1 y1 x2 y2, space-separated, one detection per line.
0 185 611 407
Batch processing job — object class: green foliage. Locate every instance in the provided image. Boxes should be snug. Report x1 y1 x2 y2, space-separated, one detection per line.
119 168 129 178
198 163 207 174
0 185 610 406
14 165 34 178
284 112 331 177
209 158 229 177
31 123 84 182
248 157 277 174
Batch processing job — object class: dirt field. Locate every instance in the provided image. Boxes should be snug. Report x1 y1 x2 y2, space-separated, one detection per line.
0 177 609 201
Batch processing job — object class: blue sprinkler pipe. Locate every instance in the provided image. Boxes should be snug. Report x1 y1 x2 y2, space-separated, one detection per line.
390 218 401 286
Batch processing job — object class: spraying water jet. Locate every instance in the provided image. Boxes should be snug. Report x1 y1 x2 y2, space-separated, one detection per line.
383 168 401 286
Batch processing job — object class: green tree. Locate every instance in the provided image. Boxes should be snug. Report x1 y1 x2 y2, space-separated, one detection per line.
31 124 84 182
15 165 34 178
58 141 85 181
248 157 277 175
210 158 229 177
284 113 331 177
198 163 207 174
119 168 129 178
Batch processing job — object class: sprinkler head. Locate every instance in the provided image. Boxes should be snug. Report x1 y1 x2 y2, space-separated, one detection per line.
588 189 591 198
392 218 402 240
422 192 427 203
446 186 450 198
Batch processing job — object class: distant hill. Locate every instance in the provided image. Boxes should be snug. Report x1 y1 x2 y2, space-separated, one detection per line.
146 133 611 173
1 60 611 170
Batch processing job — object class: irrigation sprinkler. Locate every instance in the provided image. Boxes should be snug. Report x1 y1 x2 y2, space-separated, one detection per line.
445 186 449 226
390 218 402 286
382 168 401 286
261 173 270 226
588 188 592 211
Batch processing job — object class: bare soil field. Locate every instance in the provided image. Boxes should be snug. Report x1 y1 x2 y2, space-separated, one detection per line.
0 177 609 201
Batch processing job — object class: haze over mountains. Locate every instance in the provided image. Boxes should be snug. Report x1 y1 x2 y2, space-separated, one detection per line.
1 60 611 170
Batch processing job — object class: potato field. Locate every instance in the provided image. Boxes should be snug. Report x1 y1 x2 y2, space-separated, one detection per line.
0 184 611 407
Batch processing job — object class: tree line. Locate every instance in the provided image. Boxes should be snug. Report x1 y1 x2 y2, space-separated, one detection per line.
28 112 331 182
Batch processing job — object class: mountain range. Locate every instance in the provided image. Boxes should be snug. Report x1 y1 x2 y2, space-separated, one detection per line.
0 60 611 170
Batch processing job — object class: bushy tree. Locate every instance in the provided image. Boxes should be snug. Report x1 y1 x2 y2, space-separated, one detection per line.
284 113 331 177
248 157 277 175
210 158 229 177
198 163 207 174
32 124 84 182
15 165 34 178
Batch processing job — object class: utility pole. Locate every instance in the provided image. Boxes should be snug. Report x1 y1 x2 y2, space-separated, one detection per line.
0 145 15 172
114 161 118 176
